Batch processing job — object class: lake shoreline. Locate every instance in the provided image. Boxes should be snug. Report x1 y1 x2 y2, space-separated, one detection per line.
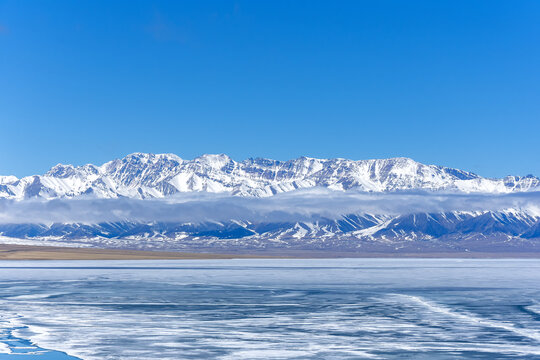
1 244 540 260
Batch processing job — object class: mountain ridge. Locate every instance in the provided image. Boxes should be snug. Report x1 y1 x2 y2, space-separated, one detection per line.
1 153 539 200
1 209 538 253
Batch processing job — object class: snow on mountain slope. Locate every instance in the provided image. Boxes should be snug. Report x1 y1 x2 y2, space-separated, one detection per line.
0 153 538 200
1 209 538 252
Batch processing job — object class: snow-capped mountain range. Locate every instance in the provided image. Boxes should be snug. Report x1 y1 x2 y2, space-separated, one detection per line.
1 152 539 200
1 153 539 253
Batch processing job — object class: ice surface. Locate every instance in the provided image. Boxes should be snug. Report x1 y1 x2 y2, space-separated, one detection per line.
0 259 539 359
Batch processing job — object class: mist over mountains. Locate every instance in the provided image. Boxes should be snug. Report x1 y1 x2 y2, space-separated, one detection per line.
1 153 539 253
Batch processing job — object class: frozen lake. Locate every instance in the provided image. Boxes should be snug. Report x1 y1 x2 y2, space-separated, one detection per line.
0 258 539 359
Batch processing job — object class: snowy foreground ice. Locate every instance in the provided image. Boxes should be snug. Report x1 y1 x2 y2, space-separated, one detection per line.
0 259 539 359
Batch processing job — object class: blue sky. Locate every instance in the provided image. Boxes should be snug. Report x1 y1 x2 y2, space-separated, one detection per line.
0 0 539 178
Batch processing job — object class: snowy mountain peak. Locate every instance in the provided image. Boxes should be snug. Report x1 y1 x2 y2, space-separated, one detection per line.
0 153 538 200
194 154 232 168
0 175 18 185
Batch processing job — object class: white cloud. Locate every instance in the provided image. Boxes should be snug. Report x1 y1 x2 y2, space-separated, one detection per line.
0 188 539 224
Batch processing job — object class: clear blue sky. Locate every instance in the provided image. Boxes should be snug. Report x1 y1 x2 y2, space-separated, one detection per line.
1 0 539 178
